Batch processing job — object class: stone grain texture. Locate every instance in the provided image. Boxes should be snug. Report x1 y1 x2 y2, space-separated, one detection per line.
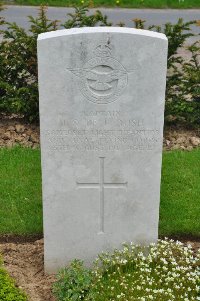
38 27 168 273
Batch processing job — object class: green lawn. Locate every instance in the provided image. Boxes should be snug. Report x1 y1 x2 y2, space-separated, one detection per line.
159 148 200 237
0 147 42 235
0 147 199 237
5 0 200 8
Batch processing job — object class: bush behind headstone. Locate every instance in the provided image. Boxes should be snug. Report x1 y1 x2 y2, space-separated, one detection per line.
0 4 199 125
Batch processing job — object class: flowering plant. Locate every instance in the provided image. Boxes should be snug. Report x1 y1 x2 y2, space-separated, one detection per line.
53 239 200 301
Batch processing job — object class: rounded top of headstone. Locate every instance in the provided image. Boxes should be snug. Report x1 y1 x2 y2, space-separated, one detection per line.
38 27 167 42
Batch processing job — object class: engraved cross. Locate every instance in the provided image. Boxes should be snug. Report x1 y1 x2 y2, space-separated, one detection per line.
76 157 128 234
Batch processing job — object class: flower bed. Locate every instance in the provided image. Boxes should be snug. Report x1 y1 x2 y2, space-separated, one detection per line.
53 239 200 301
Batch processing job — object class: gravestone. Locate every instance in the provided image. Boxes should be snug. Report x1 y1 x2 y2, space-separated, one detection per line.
37 27 168 273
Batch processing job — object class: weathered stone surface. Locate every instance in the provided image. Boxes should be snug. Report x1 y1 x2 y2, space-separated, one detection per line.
7 125 15 131
0 115 40 148
15 135 24 142
0 139 4 147
186 146 193 151
190 136 200 147
172 144 180 150
38 27 168 273
0 128 5 136
3 131 11 140
165 139 171 146
30 133 39 143
177 137 186 144
15 124 25 133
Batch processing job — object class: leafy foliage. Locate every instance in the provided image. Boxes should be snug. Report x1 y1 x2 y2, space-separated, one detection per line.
0 255 27 301
53 259 92 301
62 5 112 28
0 5 111 122
166 41 200 125
133 17 200 126
0 4 199 126
0 6 59 122
53 239 200 301
133 17 195 59
0 1 4 24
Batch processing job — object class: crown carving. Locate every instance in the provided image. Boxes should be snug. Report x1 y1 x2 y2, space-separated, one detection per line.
94 44 112 57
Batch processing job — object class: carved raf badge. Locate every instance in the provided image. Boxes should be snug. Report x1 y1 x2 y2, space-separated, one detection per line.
68 44 128 104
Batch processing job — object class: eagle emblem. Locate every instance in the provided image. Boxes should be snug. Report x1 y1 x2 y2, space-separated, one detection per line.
67 44 128 104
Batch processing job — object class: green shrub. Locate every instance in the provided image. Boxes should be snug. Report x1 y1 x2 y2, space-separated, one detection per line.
0 6 59 122
53 239 200 301
133 18 200 127
0 255 27 301
0 5 111 122
0 4 199 126
53 259 92 301
165 39 200 126
62 5 112 28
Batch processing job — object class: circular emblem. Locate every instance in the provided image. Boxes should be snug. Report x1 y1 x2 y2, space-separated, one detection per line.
68 44 128 104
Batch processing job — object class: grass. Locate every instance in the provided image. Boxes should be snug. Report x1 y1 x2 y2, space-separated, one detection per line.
4 0 200 8
0 147 42 235
0 146 199 237
159 148 200 237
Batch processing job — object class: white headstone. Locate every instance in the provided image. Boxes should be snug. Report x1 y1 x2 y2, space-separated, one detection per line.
38 27 168 273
